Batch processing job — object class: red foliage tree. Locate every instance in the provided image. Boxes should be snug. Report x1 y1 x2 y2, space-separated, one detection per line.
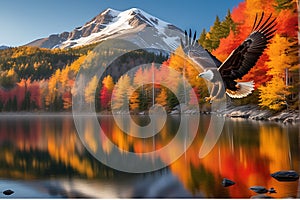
276 9 298 37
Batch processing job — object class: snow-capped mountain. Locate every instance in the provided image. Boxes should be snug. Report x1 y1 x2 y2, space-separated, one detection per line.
26 8 183 50
0 45 9 50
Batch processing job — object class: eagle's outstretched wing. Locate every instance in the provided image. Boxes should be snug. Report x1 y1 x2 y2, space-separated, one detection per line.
180 29 222 70
218 13 276 79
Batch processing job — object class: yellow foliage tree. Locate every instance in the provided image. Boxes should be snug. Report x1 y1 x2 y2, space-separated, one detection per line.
156 87 168 108
129 90 140 111
167 47 208 104
84 76 98 108
45 69 61 106
111 74 131 111
259 34 297 111
68 54 88 73
60 66 71 90
102 75 114 91
259 76 290 110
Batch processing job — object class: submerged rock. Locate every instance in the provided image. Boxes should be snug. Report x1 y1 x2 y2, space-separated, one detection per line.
271 170 299 182
249 186 269 194
222 178 235 187
268 187 276 194
3 189 14 195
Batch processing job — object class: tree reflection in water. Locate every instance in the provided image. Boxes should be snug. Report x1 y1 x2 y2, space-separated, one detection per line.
0 114 298 198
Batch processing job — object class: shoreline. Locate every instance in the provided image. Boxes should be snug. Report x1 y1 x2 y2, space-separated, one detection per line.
0 105 299 124
219 105 300 124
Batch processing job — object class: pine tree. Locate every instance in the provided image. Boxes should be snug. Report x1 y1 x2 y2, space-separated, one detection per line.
210 16 223 50
167 90 179 110
274 0 294 11
0 100 3 111
5 98 12 111
21 91 31 111
198 29 207 47
199 12 236 51
220 9 236 38
12 95 18 111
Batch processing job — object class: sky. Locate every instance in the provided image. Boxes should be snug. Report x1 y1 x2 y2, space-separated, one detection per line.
0 0 244 47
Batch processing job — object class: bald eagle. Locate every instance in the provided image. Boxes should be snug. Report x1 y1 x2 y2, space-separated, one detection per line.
181 13 276 102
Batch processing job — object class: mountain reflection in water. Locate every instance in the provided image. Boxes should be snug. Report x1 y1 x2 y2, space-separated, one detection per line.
0 114 299 198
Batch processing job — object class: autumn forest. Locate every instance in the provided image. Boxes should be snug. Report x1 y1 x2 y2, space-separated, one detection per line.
0 0 298 113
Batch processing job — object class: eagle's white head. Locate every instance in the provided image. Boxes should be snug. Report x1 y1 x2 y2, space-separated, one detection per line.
198 70 214 81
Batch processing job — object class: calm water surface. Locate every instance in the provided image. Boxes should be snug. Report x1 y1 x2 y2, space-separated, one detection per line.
0 114 299 198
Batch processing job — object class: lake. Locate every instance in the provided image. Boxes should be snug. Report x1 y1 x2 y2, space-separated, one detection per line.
0 114 299 198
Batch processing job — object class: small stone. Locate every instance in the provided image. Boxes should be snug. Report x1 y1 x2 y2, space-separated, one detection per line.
222 178 235 187
271 170 299 182
3 189 14 195
268 187 276 194
249 186 269 194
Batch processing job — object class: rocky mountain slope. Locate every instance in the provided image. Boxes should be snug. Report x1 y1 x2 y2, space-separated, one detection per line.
26 8 183 50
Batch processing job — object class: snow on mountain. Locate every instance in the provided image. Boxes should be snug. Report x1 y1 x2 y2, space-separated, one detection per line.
0 45 9 50
26 8 184 51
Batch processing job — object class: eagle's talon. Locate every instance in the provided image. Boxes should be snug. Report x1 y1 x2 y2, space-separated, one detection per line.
210 97 216 104
204 97 212 102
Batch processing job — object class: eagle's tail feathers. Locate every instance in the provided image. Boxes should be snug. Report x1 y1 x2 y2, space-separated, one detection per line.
226 81 255 98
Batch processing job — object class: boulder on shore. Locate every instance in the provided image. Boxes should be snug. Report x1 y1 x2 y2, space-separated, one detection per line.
220 105 299 124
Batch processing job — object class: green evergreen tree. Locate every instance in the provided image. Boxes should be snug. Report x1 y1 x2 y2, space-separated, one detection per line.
138 88 148 111
274 0 294 11
53 95 64 111
198 10 236 51
220 9 236 38
167 90 179 110
5 98 12 111
176 82 189 104
21 91 31 111
210 16 223 50
0 100 3 111
12 95 18 111
198 29 207 47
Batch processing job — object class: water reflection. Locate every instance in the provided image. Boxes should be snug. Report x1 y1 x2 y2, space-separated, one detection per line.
0 114 299 198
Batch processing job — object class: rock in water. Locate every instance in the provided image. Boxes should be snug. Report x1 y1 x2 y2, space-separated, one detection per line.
3 189 14 195
271 170 299 182
222 178 235 187
268 187 276 194
249 186 269 194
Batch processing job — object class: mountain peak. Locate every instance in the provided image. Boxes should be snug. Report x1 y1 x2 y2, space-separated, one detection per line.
101 8 121 16
26 7 182 49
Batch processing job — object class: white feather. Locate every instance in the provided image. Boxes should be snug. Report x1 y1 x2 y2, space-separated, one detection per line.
226 81 255 98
